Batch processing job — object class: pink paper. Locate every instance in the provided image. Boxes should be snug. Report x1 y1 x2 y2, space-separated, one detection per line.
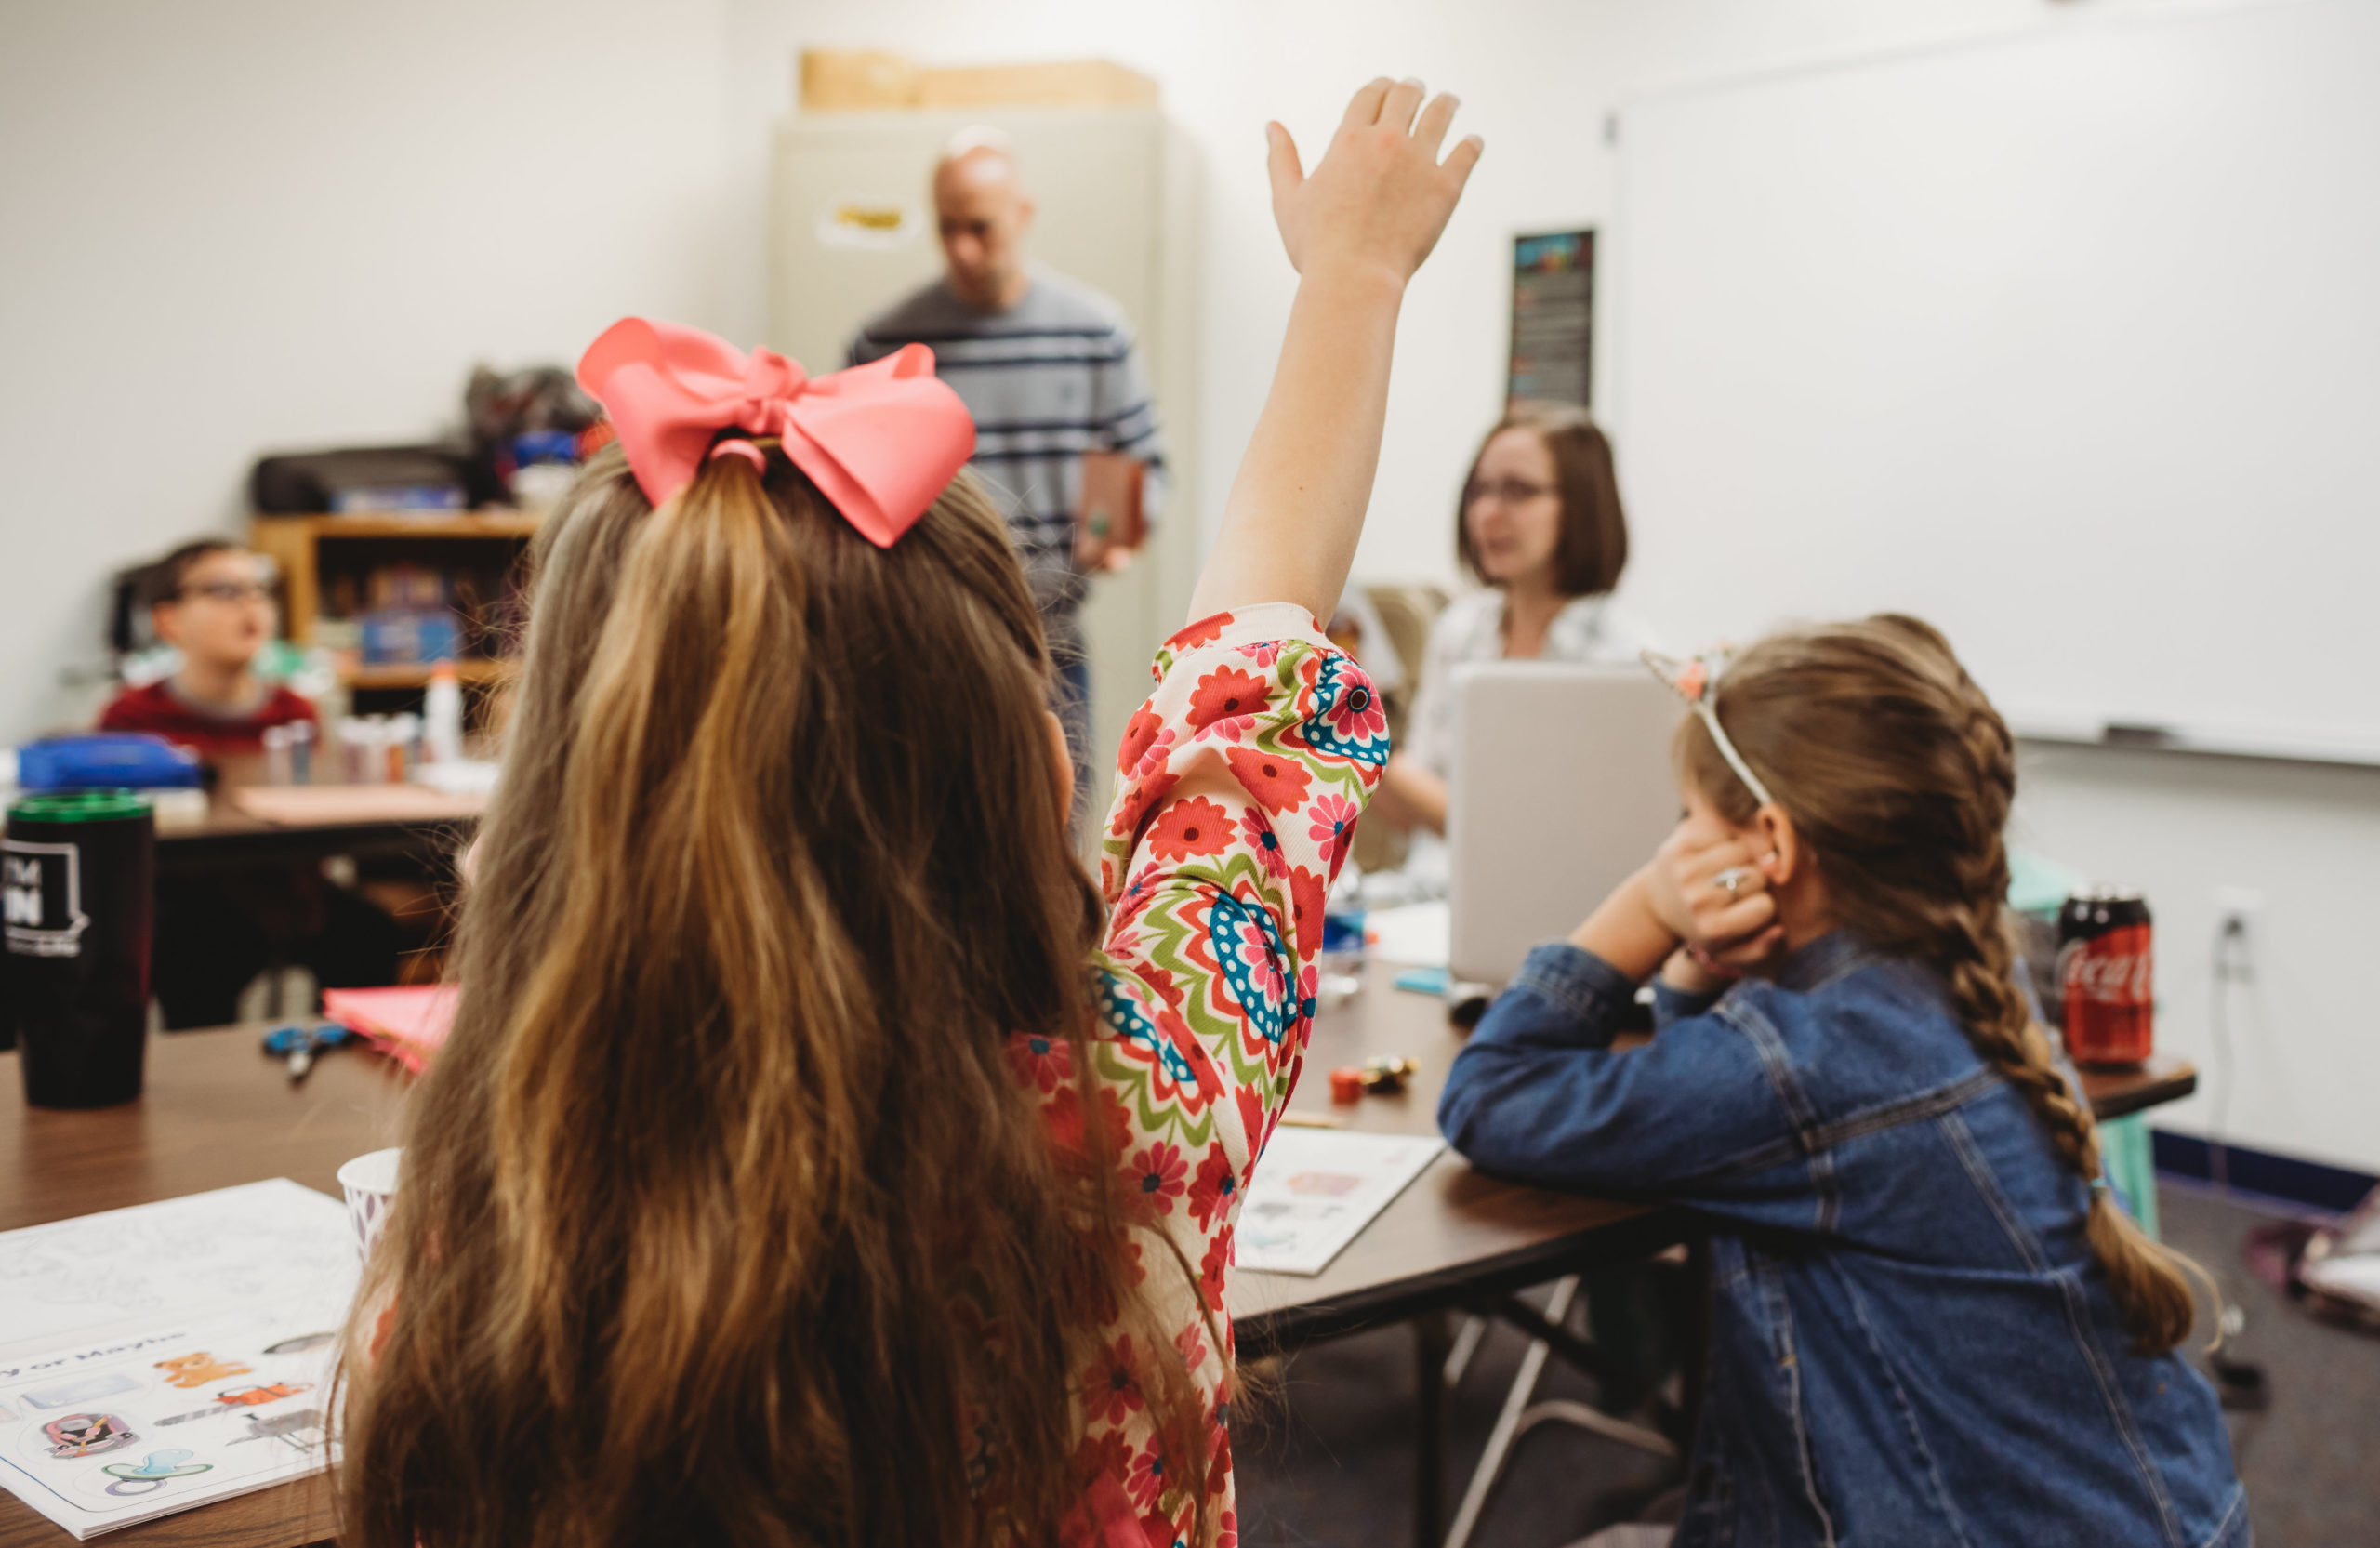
322 984 457 1074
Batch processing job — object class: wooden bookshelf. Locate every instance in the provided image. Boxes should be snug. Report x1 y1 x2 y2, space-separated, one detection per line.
341 660 515 690
249 512 540 689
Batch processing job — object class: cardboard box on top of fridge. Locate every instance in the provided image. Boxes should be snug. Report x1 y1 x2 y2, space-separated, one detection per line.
799 50 1157 112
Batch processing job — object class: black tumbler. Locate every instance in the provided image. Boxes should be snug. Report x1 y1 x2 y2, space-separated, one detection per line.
4 789 154 1107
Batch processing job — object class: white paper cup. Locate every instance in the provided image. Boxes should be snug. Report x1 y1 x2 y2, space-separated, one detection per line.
337 1146 403 1264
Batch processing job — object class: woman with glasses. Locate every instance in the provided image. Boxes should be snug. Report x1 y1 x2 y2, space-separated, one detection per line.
1376 404 1641 868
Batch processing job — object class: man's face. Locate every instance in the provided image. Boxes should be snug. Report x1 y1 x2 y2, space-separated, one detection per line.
155 549 274 669
934 151 1033 311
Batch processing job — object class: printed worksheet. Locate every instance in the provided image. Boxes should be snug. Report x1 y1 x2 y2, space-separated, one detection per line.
0 1182 358 1537
1235 1129 1445 1276
0 1180 359 1361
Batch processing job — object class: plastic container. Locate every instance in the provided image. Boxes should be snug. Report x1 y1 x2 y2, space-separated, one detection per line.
16 734 202 792
510 430 581 511
422 665 463 767
337 1147 403 1264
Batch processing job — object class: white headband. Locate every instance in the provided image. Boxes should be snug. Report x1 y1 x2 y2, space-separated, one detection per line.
1642 647 1778 810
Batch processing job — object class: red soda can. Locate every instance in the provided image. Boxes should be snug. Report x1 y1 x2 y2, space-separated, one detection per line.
2056 887 2154 1067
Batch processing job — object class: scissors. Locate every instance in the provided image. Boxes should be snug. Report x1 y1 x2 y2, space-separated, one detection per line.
260 1022 352 1083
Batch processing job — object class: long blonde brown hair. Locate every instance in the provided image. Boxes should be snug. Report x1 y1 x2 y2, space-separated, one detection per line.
1679 615 2200 1354
339 445 1210 1546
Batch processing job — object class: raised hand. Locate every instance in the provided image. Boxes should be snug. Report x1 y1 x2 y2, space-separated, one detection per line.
1265 79 1483 285
1187 77 1484 625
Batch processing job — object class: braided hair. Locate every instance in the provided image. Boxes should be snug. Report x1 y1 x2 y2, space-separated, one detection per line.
1678 615 2199 1353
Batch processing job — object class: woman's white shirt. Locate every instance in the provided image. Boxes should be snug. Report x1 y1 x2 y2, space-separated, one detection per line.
1402 589 1646 781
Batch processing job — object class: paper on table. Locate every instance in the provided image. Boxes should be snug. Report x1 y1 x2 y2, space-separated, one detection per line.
231 784 484 826
1234 1129 1445 1276
0 1183 358 1539
1364 900 1451 968
322 984 456 1075
0 1182 358 1363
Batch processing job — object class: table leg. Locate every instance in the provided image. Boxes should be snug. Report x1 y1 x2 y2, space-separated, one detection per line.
1412 1309 1453 1545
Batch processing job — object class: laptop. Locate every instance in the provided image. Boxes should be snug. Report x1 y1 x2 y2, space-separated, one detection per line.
1447 663 1686 985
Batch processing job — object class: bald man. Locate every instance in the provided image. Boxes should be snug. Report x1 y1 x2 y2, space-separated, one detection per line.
848 132 1167 839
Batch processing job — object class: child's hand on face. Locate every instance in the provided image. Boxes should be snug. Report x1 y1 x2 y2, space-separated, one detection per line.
1642 814 1784 969
1265 79 1484 288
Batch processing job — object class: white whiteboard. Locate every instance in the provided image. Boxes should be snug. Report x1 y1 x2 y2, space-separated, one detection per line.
1611 0 2380 761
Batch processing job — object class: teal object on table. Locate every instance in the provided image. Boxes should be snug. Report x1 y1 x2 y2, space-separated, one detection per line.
2102 1113 2161 1239
2008 847 2091 920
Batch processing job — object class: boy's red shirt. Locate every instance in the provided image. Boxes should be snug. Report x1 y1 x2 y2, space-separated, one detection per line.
99 681 319 757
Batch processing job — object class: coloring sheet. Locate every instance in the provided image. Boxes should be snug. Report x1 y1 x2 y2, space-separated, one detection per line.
0 1180 358 1362
1235 1130 1445 1276
0 1182 358 1538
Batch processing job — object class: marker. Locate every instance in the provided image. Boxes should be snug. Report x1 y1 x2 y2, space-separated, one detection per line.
261 1023 352 1083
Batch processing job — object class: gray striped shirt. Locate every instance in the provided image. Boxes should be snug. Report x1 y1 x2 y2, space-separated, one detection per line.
847 265 1167 632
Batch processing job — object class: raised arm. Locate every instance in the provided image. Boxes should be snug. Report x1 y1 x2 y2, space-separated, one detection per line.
1187 78 1482 623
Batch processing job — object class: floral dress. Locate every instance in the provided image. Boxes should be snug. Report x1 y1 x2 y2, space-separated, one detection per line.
1025 604 1385 1546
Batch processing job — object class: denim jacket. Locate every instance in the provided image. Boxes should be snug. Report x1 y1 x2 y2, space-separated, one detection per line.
1438 934 2248 1548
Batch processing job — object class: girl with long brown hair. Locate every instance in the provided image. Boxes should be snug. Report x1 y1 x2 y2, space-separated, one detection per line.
337 79 1478 1548
1440 616 2246 1547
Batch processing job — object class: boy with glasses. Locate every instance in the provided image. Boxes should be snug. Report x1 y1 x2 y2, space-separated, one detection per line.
100 539 320 755
98 538 395 1026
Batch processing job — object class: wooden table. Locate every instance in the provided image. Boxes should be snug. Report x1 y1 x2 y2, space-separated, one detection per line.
154 755 485 869
2074 1053 2198 1120
1229 967 1686 1354
1228 978 2197 1348
0 969 2196 1548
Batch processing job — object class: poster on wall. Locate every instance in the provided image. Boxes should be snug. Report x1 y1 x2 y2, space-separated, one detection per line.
1508 230 1595 408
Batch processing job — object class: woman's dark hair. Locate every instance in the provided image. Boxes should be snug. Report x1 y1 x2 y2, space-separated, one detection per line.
1454 402 1628 596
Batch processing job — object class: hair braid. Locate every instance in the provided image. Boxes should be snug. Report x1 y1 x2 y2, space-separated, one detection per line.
1681 614 2205 1355
1942 675 2201 1354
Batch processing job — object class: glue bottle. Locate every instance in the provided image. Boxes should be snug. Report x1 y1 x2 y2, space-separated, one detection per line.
422 662 464 767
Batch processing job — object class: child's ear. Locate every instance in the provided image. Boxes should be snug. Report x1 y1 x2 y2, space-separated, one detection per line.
1752 804 1803 886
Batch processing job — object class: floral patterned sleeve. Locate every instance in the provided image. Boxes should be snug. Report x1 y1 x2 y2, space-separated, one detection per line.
1033 604 1384 1546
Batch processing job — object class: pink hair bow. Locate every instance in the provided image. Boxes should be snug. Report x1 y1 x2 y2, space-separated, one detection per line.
575 317 975 548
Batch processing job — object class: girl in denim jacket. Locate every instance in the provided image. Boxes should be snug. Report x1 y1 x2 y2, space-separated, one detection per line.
1439 615 2246 1548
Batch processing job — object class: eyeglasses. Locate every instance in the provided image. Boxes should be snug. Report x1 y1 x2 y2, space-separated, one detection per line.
181 581 272 605
1462 477 1555 508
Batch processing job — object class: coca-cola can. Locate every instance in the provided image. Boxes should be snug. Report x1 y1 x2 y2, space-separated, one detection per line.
2056 887 2153 1067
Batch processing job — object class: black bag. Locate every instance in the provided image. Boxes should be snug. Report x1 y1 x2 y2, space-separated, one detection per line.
248 445 475 514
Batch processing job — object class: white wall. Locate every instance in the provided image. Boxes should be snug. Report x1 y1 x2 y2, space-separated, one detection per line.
9 0 2373 1172
0 0 737 737
725 0 2211 587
